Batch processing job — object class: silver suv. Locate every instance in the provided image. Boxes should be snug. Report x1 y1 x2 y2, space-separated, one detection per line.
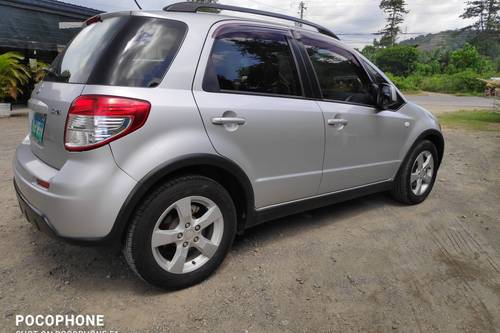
13 2 444 289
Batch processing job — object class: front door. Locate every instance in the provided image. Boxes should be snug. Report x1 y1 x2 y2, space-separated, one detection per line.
299 33 410 194
317 102 410 193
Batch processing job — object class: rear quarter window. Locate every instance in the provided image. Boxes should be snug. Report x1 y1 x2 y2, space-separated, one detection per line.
45 16 187 87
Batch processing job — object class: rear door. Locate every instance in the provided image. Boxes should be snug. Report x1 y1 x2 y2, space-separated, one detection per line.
298 33 410 194
193 25 325 208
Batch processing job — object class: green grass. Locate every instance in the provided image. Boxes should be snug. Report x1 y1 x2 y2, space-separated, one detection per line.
402 90 485 97
438 109 500 131
451 91 485 97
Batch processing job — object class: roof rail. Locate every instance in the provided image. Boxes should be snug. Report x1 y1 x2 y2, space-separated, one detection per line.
163 2 339 40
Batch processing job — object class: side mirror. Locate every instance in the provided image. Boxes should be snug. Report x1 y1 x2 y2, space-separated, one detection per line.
376 83 398 110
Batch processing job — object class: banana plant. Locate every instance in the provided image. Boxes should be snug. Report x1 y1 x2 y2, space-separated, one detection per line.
0 52 30 102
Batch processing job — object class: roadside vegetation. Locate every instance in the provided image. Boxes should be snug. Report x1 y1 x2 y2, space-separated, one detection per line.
0 52 47 103
363 0 499 95
362 43 498 95
437 110 500 131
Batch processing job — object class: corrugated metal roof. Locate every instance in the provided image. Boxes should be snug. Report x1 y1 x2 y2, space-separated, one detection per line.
0 0 102 18
0 0 102 51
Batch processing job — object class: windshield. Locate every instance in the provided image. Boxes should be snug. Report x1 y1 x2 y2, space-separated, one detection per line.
45 16 187 87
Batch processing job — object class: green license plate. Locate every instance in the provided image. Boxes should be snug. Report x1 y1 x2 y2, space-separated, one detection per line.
31 112 47 144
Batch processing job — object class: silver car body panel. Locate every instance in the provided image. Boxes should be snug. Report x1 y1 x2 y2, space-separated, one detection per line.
316 101 411 193
83 86 216 182
193 91 325 208
14 139 136 238
396 101 442 157
28 82 85 169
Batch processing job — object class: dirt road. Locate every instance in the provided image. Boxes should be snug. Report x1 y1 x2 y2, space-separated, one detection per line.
0 113 499 332
406 92 497 113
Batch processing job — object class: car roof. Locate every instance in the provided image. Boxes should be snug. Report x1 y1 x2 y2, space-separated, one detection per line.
124 10 355 52
98 9 355 55
137 10 311 30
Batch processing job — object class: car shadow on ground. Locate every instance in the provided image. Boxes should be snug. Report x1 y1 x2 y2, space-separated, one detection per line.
25 191 404 294
233 192 404 252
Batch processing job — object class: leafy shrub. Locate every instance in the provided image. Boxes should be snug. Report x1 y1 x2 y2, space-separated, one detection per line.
385 73 416 91
371 45 421 76
388 70 488 94
363 43 496 94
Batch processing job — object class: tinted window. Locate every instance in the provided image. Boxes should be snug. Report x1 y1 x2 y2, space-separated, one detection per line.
45 16 186 87
303 38 373 105
362 59 387 84
205 31 302 96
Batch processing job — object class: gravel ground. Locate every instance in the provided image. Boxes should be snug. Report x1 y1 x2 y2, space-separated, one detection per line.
0 112 499 333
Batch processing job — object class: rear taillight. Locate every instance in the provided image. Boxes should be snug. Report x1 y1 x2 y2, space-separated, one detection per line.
65 95 150 151
36 178 50 189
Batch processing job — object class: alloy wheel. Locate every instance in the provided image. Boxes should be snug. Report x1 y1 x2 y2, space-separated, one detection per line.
410 150 434 196
151 196 224 274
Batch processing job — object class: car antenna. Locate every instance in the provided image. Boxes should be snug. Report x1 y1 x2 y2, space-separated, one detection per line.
133 0 142 9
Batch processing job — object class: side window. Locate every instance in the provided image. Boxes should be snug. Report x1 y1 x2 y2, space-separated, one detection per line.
204 31 302 97
302 38 374 105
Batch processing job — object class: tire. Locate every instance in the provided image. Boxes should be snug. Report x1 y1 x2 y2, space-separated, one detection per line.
124 175 237 289
391 140 439 205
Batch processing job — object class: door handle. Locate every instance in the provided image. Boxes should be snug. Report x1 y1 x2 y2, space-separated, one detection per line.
328 119 348 126
211 117 246 125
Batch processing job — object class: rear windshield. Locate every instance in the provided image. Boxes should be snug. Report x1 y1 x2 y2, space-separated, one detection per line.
45 16 187 87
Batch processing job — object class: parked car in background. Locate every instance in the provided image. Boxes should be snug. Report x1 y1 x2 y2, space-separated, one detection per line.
13 2 444 289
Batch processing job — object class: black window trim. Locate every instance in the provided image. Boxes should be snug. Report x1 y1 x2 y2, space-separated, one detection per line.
202 24 308 100
359 57 387 84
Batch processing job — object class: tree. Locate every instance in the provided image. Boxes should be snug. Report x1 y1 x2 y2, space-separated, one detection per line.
447 43 494 73
460 0 500 32
460 0 499 60
377 0 409 47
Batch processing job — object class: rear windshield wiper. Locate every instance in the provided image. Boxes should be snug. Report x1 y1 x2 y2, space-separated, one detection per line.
43 67 70 80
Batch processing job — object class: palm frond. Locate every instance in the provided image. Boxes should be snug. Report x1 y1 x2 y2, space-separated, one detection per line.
0 52 30 101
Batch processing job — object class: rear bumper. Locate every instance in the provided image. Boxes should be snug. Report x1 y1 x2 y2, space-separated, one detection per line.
13 140 137 245
15 180 58 238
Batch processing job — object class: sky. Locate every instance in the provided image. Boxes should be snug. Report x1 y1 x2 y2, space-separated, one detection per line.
61 0 474 48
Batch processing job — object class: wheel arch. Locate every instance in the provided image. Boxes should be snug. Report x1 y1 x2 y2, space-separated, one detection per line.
419 129 445 167
108 154 255 246
398 128 445 177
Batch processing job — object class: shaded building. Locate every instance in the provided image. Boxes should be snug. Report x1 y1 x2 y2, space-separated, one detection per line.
0 0 101 63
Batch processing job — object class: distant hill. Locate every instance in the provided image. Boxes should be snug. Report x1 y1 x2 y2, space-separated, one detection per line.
399 30 477 52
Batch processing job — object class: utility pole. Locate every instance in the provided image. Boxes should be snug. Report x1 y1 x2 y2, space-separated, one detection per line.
298 1 307 19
